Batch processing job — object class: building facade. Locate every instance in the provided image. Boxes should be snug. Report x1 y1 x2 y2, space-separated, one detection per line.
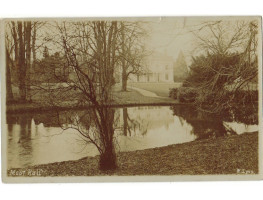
129 52 174 83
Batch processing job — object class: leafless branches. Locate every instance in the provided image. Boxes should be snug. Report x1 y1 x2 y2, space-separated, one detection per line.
183 20 259 113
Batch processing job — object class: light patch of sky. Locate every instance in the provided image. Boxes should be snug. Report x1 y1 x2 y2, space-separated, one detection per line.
34 17 205 63
31 17 257 65
144 16 257 65
144 17 208 64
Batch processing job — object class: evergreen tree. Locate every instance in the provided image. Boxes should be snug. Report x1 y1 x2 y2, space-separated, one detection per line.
43 46 49 58
173 51 188 82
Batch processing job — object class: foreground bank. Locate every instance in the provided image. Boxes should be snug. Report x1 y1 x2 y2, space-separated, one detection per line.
7 132 258 176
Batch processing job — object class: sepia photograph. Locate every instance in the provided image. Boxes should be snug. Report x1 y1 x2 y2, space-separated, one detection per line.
1 16 262 182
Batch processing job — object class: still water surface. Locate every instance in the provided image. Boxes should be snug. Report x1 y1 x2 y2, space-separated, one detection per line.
7 106 258 168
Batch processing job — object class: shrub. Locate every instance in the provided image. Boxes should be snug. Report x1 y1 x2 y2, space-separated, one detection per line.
229 90 258 105
169 88 178 99
177 87 197 103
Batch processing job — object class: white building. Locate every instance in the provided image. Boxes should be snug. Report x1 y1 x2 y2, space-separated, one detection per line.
129 52 174 83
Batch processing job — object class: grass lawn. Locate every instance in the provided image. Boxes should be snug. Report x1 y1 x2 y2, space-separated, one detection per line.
7 132 258 176
6 86 179 113
112 85 178 104
128 82 182 97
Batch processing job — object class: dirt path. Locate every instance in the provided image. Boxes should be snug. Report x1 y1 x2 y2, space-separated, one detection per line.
127 86 168 98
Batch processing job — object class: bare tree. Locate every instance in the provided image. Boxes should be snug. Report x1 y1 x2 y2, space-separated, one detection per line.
192 20 249 55
184 20 258 113
24 21 32 100
40 21 120 170
120 21 148 91
5 21 34 102
5 47 14 102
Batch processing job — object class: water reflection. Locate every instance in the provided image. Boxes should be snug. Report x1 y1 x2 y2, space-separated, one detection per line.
6 105 258 168
117 106 195 152
170 105 258 140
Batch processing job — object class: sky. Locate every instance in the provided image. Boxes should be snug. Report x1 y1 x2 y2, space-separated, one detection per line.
145 17 194 63
10 16 257 66
144 16 259 64
32 18 196 63
144 17 217 64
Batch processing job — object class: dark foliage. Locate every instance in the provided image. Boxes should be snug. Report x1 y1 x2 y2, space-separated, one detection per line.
169 88 178 99
177 87 197 103
33 52 69 84
173 52 258 113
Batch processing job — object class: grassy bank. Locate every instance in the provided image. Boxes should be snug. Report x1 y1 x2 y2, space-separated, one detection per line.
6 89 179 113
113 89 177 104
7 132 258 176
128 82 182 97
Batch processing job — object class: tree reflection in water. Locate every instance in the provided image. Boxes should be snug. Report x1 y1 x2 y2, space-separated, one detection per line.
51 107 118 171
7 105 258 170
8 107 147 170
52 106 149 170
121 107 148 137
170 105 258 140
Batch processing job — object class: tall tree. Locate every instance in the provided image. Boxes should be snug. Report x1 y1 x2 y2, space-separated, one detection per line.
25 21 32 100
17 22 27 101
6 21 32 102
43 46 49 58
183 20 259 112
31 22 37 71
121 22 127 91
5 26 15 102
174 51 188 82
43 21 120 170
120 21 148 91
5 47 14 102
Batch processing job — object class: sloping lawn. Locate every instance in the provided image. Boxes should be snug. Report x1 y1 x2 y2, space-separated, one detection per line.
128 82 182 97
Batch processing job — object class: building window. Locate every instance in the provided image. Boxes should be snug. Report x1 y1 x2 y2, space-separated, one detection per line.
149 73 153 81
165 73 169 80
165 65 169 70
137 75 140 82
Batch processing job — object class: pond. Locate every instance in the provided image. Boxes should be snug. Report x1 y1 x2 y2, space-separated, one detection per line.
6 105 258 168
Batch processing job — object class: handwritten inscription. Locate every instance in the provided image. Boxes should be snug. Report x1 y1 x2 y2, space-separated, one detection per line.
9 169 44 176
236 169 255 174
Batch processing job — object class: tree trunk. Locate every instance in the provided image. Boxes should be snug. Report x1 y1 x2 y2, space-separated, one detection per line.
25 21 32 101
98 108 117 171
5 48 14 102
122 74 127 91
17 22 27 102
98 128 117 171
123 108 128 136
32 22 36 72
121 22 127 91
99 147 117 171
11 22 19 86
